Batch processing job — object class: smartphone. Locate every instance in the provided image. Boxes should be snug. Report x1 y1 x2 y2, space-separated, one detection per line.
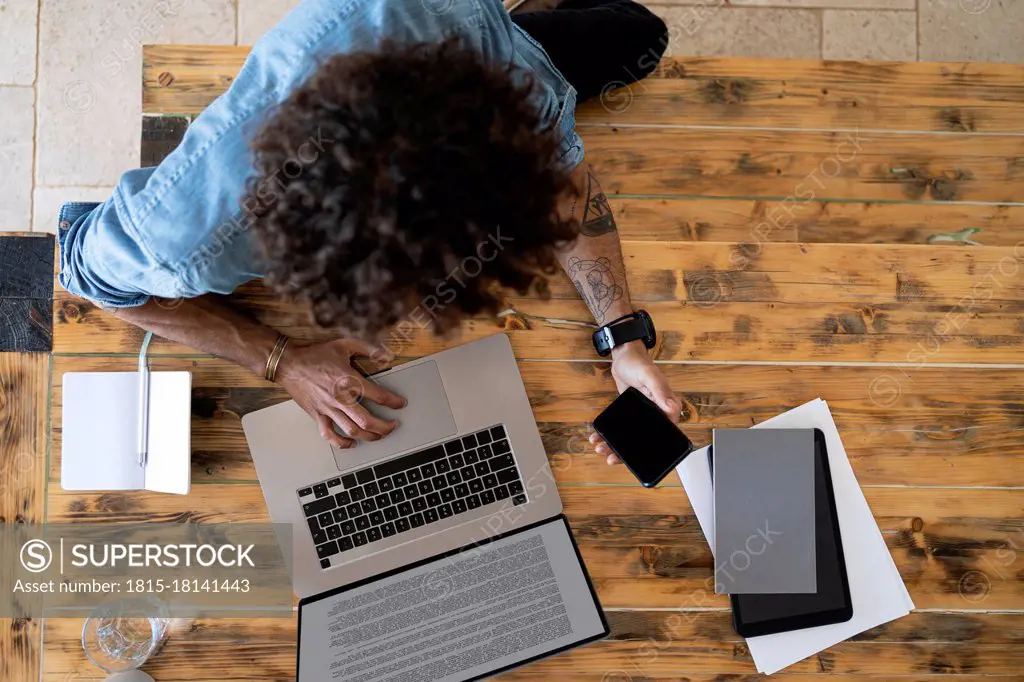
592 387 693 487
708 428 853 636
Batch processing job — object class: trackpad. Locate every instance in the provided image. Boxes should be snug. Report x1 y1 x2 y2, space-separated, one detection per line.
331 360 457 471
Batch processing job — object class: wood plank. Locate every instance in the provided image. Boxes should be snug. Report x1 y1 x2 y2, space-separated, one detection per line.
0 234 54 352
0 353 48 682
43 485 1024 611
48 355 1024 486
41 612 1024 680
51 292 1024 364
585 127 1024 203
142 47 1024 135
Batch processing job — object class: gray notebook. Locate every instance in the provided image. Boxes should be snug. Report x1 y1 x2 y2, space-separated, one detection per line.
712 428 816 594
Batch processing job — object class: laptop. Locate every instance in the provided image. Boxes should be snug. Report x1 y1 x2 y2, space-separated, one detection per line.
242 333 609 681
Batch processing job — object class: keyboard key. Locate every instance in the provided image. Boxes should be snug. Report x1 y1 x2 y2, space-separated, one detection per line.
313 483 329 498
355 515 371 530
341 473 357 488
444 440 463 455
432 475 448 490
356 468 375 484
378 477 394 492
375 494 391 508
435 459 451 474
307 517 319 533
407 468 422 483
303 497 336 517
421 463 436 478
412 497 427 512
390 489 405 505
480 490 496 505
489 454 515 472
469 478 484 494
427 492 441 507
410 513 425 528
298 487 313 497
493 439 511 455
475 429 492 444
367 527 382 542
316 541 339 558
464 449 479 464
455 483 469 498
495 485 510 500
398 502 413 516
449 453 464 468
350 487 366 502
440 487 456 503
438 503 453 518
374 444 446 478
310 529 327 545
478 444 493 459
475 462 489 477
490 425 506 440
384 505 399 521
353 531 368 547
467 494 481 509
335 490 351 506
452 499 467 514
508 481 524 495
483 474 498 489
341 520 356 535
460 466 475 480
462 434 478 449
364 481 379 496
513 494 528 505
317 511 334 528
418 480 433 495
497 468 518 484
423 508 439 524
393 472 407 487
382 522 396 537
361 499 376 514
346 503 362 517
320 558 331 569
339 536 354 552
327 524 343 540
327 477 341 488
333 508 349 524
369 511 384 526
395 517 411 533
446 471 461 486
403 484 419 499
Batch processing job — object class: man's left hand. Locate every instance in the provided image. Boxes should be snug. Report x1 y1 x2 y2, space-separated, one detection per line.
589 340 681 465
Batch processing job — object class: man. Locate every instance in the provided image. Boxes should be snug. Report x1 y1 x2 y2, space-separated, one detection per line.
58 0 680 463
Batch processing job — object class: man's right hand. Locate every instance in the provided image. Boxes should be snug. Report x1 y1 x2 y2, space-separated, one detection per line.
276 338 407 449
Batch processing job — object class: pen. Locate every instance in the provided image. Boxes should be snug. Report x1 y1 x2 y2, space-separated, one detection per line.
137 332 153 468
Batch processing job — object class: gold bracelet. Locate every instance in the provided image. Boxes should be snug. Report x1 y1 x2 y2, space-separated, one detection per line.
264 334 290 382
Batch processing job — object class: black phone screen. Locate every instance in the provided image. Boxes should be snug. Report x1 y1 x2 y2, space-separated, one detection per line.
593 387 693 487
710 429 852 636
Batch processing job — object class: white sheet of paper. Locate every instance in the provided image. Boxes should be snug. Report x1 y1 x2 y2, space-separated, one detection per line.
675 398 914 675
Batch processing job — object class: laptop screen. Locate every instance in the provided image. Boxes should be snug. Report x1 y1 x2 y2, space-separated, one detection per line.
297 516 608 681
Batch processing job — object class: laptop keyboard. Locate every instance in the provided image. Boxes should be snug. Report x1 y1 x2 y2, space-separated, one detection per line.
296 424 528 569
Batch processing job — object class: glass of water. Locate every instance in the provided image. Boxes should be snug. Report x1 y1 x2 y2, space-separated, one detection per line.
81 597 170 673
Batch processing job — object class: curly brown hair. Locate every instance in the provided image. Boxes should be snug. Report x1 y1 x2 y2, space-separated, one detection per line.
244 39 579 338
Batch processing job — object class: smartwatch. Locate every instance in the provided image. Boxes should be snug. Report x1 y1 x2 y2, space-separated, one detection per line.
592 310 657 357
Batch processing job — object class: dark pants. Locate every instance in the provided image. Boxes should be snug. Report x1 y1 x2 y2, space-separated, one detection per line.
510 0 669 102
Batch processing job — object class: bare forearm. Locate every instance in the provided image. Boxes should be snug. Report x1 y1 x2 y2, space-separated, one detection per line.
109 295 281 376
557 162 633 325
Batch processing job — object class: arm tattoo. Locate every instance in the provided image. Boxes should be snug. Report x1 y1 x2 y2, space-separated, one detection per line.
579 171 617 237
567 256 623 323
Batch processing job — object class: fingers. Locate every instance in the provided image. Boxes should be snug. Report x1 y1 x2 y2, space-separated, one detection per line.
316 413 355 449
360 379 407 410
589 431 620 465
640 366 682 422
345 337 394 365
344 402 399 438
326 408 380 443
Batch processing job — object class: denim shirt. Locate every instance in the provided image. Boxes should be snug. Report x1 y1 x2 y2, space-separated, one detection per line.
58 0 583 308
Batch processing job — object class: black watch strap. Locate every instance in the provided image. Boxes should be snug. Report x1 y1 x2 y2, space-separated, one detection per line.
592 310 656 357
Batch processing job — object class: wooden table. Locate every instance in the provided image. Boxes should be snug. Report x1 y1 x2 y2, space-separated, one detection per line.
19 48 1024 680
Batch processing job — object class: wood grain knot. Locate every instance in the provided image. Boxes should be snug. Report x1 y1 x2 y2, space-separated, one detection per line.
912 517 925 532
157 71 175 87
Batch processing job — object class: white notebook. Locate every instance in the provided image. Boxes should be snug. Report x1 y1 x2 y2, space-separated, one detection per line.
61 371 192 494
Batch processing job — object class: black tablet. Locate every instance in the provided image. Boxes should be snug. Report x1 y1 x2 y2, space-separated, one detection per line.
709 428 853 637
